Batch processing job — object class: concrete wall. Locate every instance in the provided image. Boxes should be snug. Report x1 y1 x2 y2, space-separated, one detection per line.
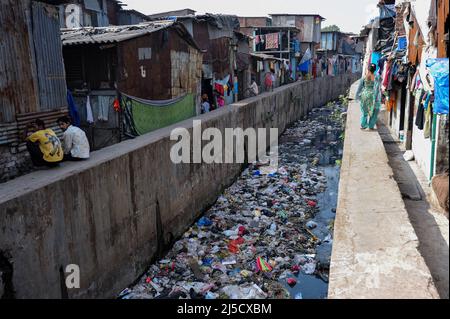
0 74 359 299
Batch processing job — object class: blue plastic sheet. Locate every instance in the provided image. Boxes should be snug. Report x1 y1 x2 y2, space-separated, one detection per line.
197 217 213 227
298 61 310 72
426 58 449 114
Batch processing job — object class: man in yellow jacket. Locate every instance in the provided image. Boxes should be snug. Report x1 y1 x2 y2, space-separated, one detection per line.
25 119 63 167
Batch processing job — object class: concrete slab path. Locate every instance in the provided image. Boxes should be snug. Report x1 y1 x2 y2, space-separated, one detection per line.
328 83 440 299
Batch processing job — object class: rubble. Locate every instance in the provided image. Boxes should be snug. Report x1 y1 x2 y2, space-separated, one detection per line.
119 101 346 300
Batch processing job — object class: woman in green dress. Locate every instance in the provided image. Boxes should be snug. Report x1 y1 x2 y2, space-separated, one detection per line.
356 63 382 130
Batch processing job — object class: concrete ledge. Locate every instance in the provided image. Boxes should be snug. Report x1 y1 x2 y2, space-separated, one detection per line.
0 74 359 299
328 82 439 299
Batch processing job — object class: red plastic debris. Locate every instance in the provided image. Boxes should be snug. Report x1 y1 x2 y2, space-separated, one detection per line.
145 277 152 284
228 241 239 254
287 278 297 287
228 237 245 253
238 226 246 236
291 265 300 274
307 200 317 207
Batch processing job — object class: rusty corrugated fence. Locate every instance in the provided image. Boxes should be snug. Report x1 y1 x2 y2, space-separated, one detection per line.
0 0 66 124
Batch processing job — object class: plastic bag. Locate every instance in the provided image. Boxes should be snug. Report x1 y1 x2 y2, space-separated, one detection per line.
426 58 449 114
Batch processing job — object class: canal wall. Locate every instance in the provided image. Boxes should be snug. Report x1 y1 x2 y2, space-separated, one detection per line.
328 82 439 299
0 74 359 299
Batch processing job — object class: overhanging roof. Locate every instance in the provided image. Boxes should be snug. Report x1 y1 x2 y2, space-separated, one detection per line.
269 14 326 21
61 21 200 49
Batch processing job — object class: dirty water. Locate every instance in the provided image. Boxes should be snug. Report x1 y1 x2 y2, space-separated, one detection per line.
119 101 346 300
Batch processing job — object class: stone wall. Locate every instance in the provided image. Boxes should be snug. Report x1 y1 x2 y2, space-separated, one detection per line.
0 146 33 183
0 74 359 299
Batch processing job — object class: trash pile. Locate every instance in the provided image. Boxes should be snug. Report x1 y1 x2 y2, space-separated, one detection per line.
119 102 346 300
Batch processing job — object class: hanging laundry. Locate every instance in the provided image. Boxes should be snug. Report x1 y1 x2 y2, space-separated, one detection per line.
424 101 433 139
415 92 427 130
386 91 397 113
86 95 94 124
98 96 111 122
397 36 407 51
300 48 312 65
214 83 225 96
113 98 120 112
67 90 81 127
265 33 279 50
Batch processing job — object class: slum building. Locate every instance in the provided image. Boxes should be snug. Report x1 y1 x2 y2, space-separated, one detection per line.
270 14 325 79
155 14 250 107
249 53 288 93
61 21 203 148
239 15 301 82
238 16 272 36
0 0 68 183
317 31 362 76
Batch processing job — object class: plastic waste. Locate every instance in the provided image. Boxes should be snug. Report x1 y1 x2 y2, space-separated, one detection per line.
256 257 273 272
403 150 414 161
120 102 345 300
287 278 297 287
306 221 318 229
295 292 303 299
197 217 213 227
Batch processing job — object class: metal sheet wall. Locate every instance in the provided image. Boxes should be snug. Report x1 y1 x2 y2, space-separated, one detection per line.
118 31 172 99
31 1 67 111
0 0 40 122
0 0 67 124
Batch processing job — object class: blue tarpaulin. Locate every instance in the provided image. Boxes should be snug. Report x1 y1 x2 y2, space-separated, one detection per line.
298 61 310 72
426 58 449 114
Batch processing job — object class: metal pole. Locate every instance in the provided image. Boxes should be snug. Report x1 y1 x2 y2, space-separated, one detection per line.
429 113 438 181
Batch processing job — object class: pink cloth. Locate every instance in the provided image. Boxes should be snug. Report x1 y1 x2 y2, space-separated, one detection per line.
265 33 279 49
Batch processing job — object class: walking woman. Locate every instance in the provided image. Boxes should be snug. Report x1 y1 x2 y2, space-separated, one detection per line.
356 63 382 130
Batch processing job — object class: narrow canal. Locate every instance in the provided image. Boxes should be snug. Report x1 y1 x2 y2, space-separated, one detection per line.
119 100 346 299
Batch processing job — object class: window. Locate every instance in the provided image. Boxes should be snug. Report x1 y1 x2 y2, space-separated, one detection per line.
138 48 152 60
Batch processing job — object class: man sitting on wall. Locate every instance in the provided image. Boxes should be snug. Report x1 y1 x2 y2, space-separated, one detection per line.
24 119 64 168
57 116 90 162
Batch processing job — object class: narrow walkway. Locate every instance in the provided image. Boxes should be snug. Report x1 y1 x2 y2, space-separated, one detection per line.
328 83 440 299
378 120 449 299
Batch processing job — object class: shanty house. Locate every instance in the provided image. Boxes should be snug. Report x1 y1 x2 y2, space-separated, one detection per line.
61 21 202 148
151 14 249 107
318 31 362 75
270 14 325 77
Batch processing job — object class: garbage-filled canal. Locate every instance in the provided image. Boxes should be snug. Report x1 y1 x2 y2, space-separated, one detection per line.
119 100 346 299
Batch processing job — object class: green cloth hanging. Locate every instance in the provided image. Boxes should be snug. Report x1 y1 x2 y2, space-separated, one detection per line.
122 93 195 136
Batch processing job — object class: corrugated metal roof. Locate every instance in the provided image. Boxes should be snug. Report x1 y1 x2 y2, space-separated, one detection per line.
61 21 175 45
